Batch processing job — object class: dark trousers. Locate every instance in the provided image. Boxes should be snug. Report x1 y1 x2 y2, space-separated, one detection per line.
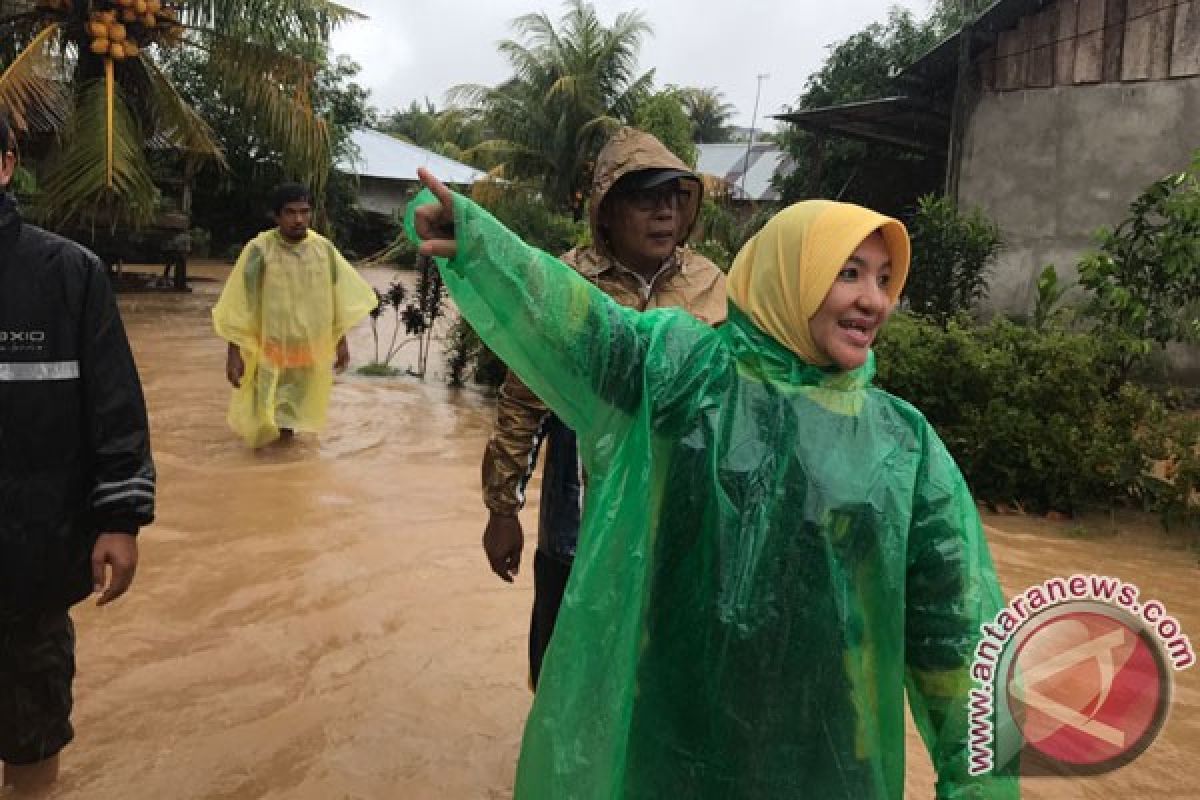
528 549 573 688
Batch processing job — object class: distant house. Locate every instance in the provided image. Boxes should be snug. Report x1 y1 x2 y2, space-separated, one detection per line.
778 0 1199 316
336 128 486 217
695 142 794 203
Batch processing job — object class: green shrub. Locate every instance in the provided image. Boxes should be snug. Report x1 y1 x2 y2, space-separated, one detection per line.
444 315 505 389
1077 153 1200 376
902 194 1002 320
480 191 588 255
875 313 1161 514
691 239 732 271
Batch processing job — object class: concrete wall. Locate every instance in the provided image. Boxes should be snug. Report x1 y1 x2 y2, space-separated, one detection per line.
959 77 1199 314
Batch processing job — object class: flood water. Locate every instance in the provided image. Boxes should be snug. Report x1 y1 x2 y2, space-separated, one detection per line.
43 264 1199 799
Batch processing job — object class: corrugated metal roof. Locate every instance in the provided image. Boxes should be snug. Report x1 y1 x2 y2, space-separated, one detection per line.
695 143 792 201
336 128 485 186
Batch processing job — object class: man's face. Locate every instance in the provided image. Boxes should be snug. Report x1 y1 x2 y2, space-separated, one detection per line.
603 179 693 274
274 199 312 242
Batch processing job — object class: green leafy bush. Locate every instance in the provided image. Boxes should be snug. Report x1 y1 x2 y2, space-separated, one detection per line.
480 191 588 256
902 194 1002 321
875 314 1161 514
1077 154 1200 375
444 316 506 389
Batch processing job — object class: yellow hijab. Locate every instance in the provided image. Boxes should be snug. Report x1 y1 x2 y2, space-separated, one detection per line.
726 200 911 366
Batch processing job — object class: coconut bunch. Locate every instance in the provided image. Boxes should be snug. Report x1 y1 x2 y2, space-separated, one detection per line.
86 0 185 60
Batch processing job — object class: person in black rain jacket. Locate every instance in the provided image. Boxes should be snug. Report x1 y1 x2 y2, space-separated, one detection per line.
0 114 155 794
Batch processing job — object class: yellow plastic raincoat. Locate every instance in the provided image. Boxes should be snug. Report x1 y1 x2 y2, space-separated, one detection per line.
407 190 1018 799
212 229 377 447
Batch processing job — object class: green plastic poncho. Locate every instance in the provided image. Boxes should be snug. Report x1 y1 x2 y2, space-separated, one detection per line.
407 191 1018 799
213 228 377 447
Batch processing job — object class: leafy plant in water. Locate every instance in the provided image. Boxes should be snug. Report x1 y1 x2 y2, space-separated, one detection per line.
359 256 448 379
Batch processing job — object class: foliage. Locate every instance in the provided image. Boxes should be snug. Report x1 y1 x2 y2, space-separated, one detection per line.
927 0 995 37
875 314 1168 516
1029 264 1074 332
0 0 360 228
632 88 695 167
164 49 375 251
692 197 773 272
902 193 1002 320
776 8 943 214
377 99 489 168
449 0 653 215
444 316 506 389
1077 155 1200 375
478 187 588 255
359 256 447 380
677 86 734 143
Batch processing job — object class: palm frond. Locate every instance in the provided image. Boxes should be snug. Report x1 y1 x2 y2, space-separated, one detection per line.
180 0 363 51
199 32 331 192
39 79 157 228
0 22 67 133
138 55 226 165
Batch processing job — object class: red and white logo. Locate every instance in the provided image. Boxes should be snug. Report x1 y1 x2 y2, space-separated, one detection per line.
1006 605 1170 772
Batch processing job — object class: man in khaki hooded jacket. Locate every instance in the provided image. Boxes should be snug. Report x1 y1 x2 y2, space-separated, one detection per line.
480 127 726 686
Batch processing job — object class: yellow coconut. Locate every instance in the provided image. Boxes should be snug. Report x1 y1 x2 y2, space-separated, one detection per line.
87 20 107 38
142 13 156 27
109 42 125 60
135 0 147 13
123 40 139 58
90 38 109 55
147 0 160 11
100 9 116 23
108 22 126 42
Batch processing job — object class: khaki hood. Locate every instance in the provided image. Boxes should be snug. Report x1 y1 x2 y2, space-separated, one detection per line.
588 126 702 259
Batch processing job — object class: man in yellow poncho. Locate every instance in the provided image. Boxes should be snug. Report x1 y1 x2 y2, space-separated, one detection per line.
213 183 377 447
408 170 1020 799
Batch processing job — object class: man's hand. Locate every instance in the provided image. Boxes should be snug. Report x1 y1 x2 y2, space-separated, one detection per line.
226 343 245 388
92 533 138 606
483 512 524 583
335 337 350 372
414 167 458 259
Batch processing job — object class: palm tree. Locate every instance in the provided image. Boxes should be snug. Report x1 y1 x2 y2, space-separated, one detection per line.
451 0 654 215
0 0 360 227
679 86 735 143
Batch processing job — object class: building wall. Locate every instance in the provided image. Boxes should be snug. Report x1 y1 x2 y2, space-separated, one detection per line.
354 176 411 217
958 77 1199 375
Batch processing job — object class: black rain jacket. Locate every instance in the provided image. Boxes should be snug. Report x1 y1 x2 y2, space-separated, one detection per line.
0 194 155 615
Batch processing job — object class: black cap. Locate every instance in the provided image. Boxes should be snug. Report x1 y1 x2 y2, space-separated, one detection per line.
614 167 696 193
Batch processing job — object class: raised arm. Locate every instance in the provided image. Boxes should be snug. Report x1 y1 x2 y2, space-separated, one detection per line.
407 170 656 439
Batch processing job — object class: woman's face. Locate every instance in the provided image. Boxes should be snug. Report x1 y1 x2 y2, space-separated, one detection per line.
808 231 894 371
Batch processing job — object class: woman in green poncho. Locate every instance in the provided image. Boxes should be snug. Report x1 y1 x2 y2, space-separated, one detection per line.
410 169 1018 799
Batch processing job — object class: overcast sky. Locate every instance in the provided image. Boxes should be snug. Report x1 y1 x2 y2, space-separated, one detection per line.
330 1 935 132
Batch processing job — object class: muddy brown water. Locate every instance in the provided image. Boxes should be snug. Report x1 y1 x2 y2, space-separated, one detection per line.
43 265 1198 798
